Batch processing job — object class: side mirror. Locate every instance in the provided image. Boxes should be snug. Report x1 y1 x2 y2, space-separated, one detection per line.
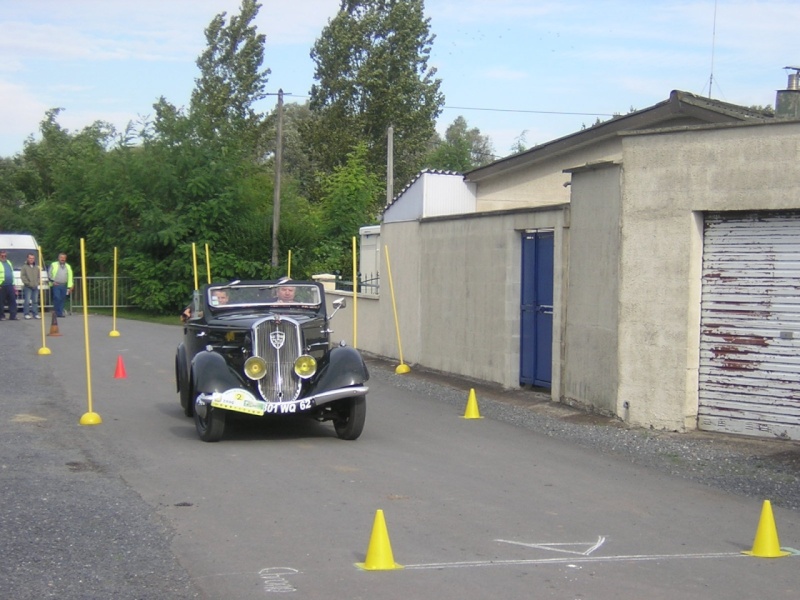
330 297 347 319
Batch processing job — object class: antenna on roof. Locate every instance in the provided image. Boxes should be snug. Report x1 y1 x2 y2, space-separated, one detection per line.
707 0 718 98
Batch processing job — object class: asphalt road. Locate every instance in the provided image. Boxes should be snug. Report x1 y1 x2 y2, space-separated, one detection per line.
2 313 799 599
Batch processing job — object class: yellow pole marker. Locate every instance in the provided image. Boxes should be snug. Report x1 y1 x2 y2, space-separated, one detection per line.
352 236 358 348
287 250 292 278
109 246 120 337
79 238 101 426
192 243 199 290
36 246 51 355
205 243 212 284
384 246 409 374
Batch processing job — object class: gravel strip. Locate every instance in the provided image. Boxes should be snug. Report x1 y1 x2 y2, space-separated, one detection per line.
366 356 800 512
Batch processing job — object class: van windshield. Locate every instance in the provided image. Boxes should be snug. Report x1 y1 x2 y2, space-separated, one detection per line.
3 249 36 267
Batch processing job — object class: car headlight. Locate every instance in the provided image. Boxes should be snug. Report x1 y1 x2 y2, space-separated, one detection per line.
294 355 317 379
244 356 267 380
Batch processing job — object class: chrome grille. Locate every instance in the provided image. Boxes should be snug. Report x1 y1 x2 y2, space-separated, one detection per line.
253 317 302 402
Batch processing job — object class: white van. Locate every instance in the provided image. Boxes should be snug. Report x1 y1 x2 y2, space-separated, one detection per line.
0 233 49 306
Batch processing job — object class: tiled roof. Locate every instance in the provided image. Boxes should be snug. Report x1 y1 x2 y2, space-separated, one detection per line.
465 90 773 182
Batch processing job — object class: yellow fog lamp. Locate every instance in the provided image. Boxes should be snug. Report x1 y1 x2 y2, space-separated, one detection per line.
244 356 268 380
294 355 317 379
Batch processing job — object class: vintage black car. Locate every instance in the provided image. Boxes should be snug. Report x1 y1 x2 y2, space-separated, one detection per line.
175 279 368 442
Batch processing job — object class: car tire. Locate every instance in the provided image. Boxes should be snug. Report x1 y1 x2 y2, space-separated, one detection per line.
177 359 193 417
333 395 366 440
194 394 226 442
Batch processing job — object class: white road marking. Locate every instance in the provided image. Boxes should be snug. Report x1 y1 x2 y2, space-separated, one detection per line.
259 567 299 593
495 536 606 556
403 551 745 571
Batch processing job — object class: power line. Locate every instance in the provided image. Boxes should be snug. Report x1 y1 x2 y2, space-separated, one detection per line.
269 93 615 118
443 105 615 117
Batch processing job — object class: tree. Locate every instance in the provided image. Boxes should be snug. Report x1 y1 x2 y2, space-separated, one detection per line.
305 0 443 199
311 143 381 276
509 130 528 155
264 101 313 189
190 0 270 156
0 1 339 312
424 116 494 171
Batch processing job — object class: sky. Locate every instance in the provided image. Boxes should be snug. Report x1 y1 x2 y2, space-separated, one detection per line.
2 0 799 160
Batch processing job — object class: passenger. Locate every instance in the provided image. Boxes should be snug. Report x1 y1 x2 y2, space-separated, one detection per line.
210 289 229 306
181 288 229 322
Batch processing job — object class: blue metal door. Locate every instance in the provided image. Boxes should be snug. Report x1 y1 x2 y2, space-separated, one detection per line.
520 231 554 387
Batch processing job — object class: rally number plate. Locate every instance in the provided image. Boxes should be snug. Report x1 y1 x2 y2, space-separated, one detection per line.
211 389 267 416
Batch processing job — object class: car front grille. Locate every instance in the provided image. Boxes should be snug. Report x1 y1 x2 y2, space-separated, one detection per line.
253 316 302 402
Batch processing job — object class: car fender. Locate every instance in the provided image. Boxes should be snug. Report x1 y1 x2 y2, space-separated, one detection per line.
191 350 244 393
310 345 369 395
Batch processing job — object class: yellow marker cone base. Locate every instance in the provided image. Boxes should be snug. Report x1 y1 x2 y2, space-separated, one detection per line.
80 412 102 426
462 388 483 419
355 510 403 571
743 500 790 558
395 364 410 374
109 330 121 337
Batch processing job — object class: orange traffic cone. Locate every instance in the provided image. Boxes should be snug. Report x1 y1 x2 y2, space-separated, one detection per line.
48 311 61 336
114 355 127 379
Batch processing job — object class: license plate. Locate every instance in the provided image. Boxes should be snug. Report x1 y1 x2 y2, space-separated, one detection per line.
211 388 268 416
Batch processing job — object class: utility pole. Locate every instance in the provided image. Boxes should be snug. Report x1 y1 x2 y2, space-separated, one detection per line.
271 89 284 268
386 125 394 207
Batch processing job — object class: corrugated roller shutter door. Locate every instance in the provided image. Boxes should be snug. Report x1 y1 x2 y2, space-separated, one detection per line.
698 211 800 440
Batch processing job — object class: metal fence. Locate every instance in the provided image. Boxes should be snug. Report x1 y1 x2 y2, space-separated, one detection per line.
34 277 135 309
334 272 380 295
73 276 135 307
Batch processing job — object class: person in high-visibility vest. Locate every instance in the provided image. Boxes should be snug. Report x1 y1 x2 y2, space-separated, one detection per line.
0 249 17 320
48 252 74 318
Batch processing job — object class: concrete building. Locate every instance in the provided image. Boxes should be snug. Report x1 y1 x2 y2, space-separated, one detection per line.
327 85 800 441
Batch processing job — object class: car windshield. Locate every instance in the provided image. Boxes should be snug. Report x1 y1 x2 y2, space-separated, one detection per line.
207 283 321 308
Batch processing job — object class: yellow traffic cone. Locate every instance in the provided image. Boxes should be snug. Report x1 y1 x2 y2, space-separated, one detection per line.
462 388 483 419
355 510 403 571
743 500 790 558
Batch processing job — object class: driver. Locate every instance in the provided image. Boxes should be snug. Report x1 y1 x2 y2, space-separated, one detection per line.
275 285 295 302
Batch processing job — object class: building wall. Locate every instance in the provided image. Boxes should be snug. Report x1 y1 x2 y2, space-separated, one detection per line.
328 120 800 434
562 164 621 415
475 138 622 212
617 121 800 431
327 207 569 391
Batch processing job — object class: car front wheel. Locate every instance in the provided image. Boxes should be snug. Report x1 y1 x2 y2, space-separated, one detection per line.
194 394 226 442
333 395 366 440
